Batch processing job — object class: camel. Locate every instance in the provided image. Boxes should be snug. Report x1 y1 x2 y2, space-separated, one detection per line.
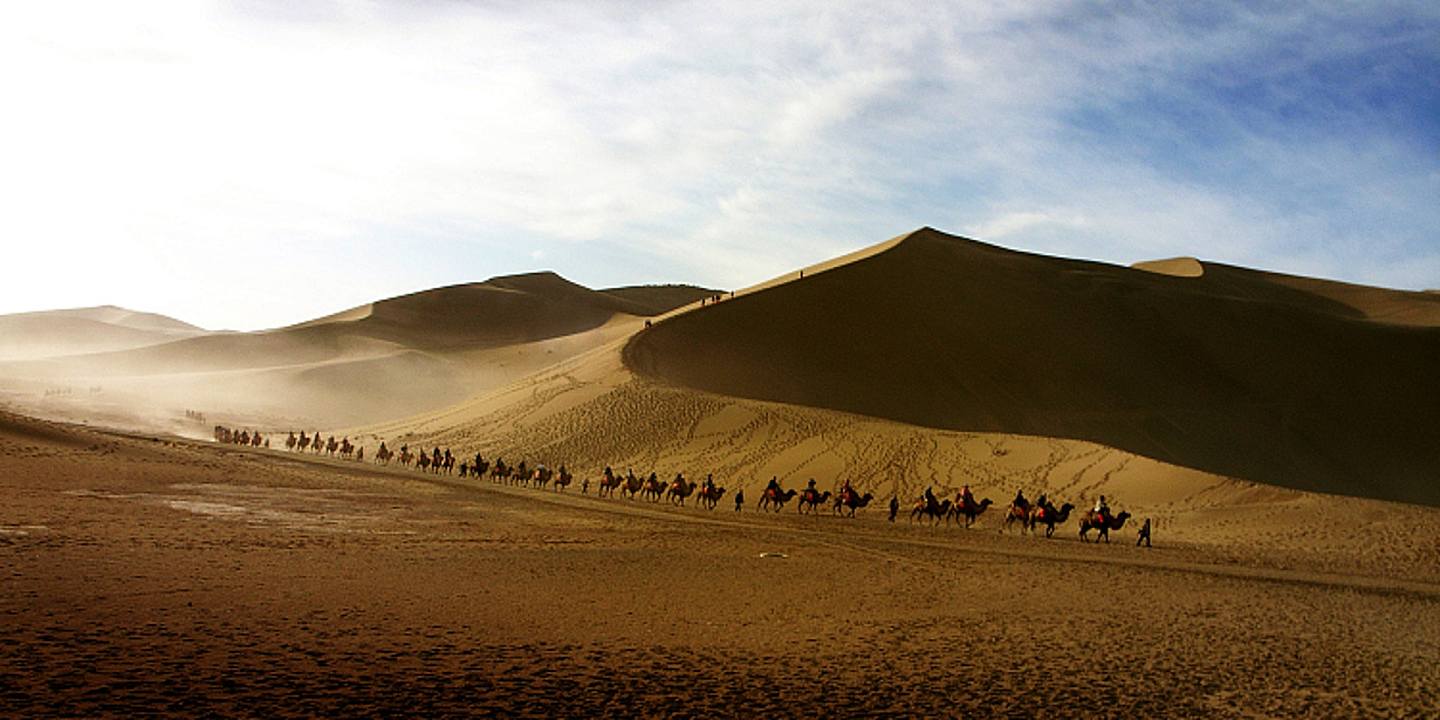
695 484 726 510
797 489 831 514
757 487 797 513
1001 503 1033 534
399 447 414 467
641 474 667 503
909 498 952 524
946 496 994 528
532 466 552 489
1027 502 1074 538
312 433 325 454
376 443 393 465
472 459 490 479
598 469 623 498
489 460 509 483
417 453 431 472
325 436 339 456
620 473 645 500
553 467 573 492
297 433 311 452
666 476 696 505
832 489 874 518
1079 511 1132 543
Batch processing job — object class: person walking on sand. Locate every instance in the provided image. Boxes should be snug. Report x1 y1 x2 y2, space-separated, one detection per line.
1136 518 1152 547
888 495 899 522
734 489 745 512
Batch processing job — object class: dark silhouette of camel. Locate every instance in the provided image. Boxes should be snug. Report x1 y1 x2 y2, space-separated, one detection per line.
1079 510 1132 543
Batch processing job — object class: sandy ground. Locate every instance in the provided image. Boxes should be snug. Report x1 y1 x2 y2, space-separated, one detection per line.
3 413 1437 718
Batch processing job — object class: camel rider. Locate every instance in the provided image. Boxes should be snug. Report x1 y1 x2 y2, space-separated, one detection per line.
1034 492 1049 518
1094 495 1109 523
766 476 780 496
924 486 938 511
1014 489 1029 512
961 484 975 509
705 474 716 493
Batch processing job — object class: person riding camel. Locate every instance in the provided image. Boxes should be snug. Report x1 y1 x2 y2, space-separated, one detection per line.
924 486 939 512
1034 492 1049 519
705 474 716 494
765 476 780 499
1094 495 1110 524
1013 489 1029 512
960 484 975 510
840 479 855 504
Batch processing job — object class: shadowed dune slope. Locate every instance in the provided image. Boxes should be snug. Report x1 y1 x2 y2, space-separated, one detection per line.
624 227 1440 505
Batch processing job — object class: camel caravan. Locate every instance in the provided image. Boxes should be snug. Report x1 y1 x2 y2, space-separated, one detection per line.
219 430 1142 544
213 425 268 449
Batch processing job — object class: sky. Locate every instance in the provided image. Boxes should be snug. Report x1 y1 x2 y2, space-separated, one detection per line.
1 1 1437 331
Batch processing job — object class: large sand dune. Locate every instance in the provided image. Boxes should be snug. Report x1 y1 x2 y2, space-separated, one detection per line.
622 228 1440 505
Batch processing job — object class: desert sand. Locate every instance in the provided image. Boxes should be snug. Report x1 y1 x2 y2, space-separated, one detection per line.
2 410 1438 717
4 227 1439 717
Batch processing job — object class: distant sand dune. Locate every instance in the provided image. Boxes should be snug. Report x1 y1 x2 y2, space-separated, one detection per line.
0 306 204 361
0 275 715 429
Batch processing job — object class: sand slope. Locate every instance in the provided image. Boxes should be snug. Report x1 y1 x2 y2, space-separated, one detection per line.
623 228 1440 505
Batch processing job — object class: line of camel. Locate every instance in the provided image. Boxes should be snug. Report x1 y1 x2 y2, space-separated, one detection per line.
270 433 1135 543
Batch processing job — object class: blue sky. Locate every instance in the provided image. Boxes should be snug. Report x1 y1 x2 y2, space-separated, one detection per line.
1 1 1436 330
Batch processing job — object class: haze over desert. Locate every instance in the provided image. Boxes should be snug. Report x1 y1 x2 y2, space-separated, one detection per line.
4 2 1439 718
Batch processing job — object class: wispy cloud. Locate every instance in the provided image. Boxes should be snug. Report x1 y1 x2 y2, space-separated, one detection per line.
0 1 1436 328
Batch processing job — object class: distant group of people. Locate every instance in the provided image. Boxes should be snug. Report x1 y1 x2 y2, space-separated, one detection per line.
214 425 266 448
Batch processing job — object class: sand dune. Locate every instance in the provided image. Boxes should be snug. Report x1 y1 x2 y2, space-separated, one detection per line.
623 228 1440 505
0 275 714 430
0 305 205 361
